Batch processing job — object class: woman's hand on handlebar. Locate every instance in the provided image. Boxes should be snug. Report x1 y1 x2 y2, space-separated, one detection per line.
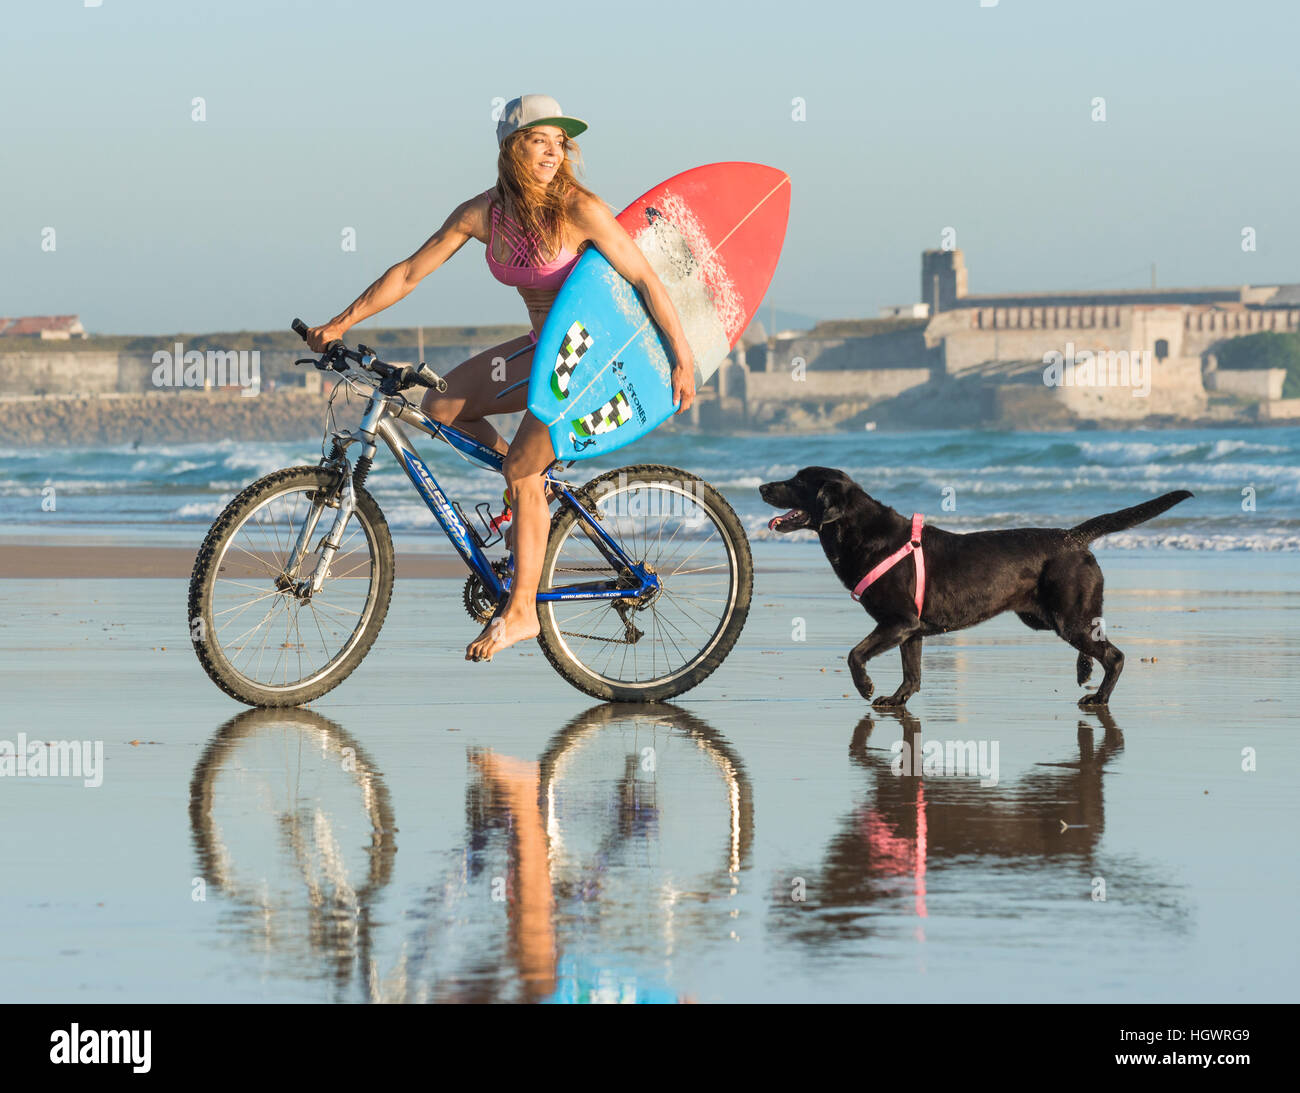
304 322 348 354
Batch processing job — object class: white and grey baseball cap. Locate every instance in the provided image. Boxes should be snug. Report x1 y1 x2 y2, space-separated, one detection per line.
496 94 587 146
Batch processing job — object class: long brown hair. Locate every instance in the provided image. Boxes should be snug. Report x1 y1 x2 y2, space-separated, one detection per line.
492 128 598 259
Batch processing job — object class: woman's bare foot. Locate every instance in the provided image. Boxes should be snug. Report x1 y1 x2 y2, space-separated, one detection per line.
465 602 541 661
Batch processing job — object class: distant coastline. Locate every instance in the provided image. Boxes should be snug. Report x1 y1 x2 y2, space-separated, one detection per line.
0 385 1283 450
3 294 1298 447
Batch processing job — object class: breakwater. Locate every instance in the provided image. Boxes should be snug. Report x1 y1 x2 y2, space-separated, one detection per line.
0 391 327 447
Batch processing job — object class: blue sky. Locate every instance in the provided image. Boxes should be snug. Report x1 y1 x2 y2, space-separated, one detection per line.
3 0 1297 334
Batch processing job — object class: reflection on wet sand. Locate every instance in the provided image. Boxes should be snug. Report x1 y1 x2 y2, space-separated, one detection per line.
771 708 1185 947
190 702 753 1003
189 702 1186 1001
535 702 754 1003
392 702 754 1003
854 709 1123 859
188 708 396 1000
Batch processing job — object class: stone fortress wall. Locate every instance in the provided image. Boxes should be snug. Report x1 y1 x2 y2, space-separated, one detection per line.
718 249 1300 429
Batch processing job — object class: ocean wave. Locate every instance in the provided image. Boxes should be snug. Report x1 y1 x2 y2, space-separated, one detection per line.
173 499 234 519
740 513 1299 550
708 475 767 489
1097 531 1300 551
379 503 441 530
10 426 1298 550
221 450 316 474
1203 437 1291 458
1075 439 1190 462
130 441 239 457
703 457 1300 490
0 478 144 496
127 456 220 477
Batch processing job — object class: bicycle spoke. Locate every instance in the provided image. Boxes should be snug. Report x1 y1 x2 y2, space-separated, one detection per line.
206 479 381 693
543 474 741 690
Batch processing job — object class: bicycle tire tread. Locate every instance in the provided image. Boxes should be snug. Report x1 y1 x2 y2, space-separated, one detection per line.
188 466 395 707
536 463 753 702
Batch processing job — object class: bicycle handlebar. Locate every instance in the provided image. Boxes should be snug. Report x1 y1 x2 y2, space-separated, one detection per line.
291 317 447 393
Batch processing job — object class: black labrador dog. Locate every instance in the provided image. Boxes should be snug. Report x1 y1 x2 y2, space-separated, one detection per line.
759 467 1191 709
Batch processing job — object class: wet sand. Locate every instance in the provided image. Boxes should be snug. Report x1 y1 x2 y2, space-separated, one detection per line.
0 546 1296 1003
0 542 468 579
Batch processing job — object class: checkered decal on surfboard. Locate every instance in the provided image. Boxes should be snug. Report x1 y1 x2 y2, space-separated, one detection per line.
572 391 632 437
550 321 594 400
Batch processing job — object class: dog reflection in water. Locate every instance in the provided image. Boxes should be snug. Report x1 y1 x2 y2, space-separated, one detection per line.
768 709 1125 944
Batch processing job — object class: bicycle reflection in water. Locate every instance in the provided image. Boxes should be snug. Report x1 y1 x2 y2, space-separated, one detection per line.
389 702 754 1003
189 703 753 1003
188 708 397 999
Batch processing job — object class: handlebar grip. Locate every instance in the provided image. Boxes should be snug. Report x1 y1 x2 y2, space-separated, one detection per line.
413 363 448 393
292 318 309 340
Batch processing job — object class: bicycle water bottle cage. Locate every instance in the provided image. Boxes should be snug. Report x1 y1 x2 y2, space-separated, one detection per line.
445 500 485 549
474 501 506 548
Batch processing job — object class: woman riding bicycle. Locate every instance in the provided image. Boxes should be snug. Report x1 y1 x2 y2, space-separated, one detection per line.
305 94 696 663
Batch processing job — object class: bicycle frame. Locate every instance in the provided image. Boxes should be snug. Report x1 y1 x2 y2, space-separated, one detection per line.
330 386 659 604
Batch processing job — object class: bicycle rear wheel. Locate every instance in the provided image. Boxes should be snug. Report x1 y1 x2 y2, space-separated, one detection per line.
536 464 752 702
188 465 394 707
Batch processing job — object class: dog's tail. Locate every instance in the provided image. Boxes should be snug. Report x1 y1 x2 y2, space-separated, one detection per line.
1069 490 1193 544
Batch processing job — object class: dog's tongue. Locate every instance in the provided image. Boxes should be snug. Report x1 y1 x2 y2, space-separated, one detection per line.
768 509 799 530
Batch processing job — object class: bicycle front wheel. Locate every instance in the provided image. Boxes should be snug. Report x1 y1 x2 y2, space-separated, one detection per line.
188 465 395 707
536 463 752 702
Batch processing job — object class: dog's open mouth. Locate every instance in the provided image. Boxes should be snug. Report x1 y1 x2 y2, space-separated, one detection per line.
767 508 811 532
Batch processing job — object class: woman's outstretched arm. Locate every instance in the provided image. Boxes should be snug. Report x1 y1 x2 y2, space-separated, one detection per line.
305 195 483 351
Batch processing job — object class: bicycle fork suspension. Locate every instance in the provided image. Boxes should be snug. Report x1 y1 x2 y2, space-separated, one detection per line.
281 471 357 597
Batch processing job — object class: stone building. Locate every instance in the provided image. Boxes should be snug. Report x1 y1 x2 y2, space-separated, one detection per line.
727 250 1300 428
0 315 87 340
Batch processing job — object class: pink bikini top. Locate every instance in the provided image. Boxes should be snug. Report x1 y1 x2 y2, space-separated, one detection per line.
484 190 580 291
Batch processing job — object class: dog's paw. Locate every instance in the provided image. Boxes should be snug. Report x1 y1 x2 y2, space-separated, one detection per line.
1078 693 1109 709
851 674 874 700
873 693 909 709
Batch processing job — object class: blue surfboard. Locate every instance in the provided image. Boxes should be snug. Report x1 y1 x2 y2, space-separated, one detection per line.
527 162 791 461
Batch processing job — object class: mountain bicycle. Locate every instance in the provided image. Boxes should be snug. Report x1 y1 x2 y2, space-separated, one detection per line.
187 320 753 706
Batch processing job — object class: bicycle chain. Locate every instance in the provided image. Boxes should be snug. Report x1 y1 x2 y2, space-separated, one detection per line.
465 561 645 642
546 559 646 644
558 629 637 644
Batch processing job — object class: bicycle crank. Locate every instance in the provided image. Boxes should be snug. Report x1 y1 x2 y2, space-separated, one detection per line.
463 562 511 623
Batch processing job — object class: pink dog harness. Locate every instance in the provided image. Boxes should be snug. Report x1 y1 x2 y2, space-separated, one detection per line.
851 513 926 617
